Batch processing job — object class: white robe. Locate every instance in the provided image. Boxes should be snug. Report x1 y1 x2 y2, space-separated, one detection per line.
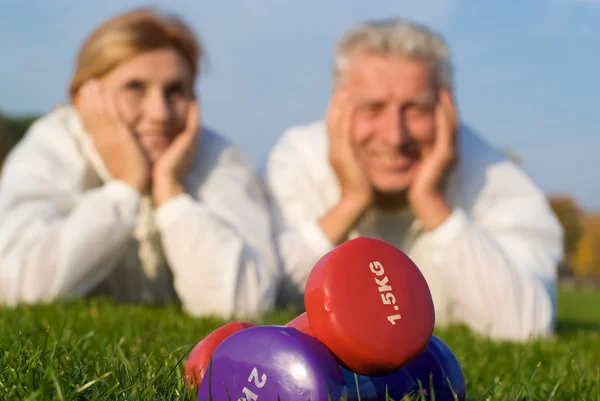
0 105 281 319
262 120 565 342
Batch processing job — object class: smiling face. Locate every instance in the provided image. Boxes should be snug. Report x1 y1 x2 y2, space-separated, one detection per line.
344 53 439 196
99 47 195 161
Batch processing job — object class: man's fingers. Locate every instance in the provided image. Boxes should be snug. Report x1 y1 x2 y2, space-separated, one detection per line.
333 90 356 147
434 89 458 153
328 90 350 128
442 90 458 140
326 92 343 134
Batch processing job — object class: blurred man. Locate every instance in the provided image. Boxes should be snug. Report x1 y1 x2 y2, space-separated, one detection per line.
263 19 564 342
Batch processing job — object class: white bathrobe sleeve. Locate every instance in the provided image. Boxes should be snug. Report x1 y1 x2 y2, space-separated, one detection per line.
153 136 282 319
417 159 564 342
0 116 142 304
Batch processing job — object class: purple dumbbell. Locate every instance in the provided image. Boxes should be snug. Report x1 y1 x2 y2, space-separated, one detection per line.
404 335 466 401
342 366 418 401
196 325 346 401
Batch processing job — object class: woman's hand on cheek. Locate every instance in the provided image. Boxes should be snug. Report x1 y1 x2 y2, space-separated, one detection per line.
151 99 200 207
75 80 151 194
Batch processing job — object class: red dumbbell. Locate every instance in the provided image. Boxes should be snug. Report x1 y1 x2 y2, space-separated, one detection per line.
304 236 435 376
184 321 256 389
286 311 313 336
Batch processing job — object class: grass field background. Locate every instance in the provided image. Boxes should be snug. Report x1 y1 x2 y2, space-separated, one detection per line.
0 285 598 400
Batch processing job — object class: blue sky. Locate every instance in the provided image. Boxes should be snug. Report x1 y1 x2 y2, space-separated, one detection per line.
1 0 599 210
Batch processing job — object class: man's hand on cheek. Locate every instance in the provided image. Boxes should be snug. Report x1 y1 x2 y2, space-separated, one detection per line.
407 89 458 231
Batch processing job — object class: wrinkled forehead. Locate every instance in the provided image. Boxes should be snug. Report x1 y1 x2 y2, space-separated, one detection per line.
342 53 437 101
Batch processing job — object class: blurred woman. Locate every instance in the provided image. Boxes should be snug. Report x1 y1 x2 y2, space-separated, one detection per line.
0 8 281 318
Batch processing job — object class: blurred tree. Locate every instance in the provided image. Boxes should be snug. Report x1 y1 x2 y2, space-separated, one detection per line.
573 215 600 280
0 111 39 172
548 195 585 265
0 114 18 171
3 114 38 139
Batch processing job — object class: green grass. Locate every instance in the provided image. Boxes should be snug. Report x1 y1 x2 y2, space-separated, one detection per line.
0 285 598 400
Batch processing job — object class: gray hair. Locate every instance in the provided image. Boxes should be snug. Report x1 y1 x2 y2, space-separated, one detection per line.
333 19 453 90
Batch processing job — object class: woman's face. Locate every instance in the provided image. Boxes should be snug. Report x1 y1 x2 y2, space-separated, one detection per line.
99 47 195 162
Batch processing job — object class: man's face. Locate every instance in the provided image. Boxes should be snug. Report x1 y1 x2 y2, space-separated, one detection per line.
344 53 438 195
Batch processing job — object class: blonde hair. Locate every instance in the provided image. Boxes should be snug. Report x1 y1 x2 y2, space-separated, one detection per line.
69 8 203 98
333 19 453 90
